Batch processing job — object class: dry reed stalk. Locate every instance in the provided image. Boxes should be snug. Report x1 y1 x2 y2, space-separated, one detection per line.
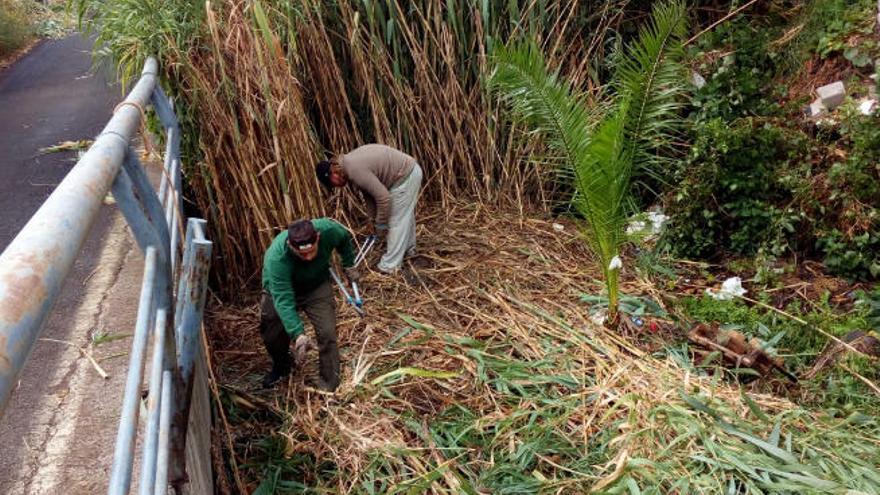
181 1 325 287
169 1 616 292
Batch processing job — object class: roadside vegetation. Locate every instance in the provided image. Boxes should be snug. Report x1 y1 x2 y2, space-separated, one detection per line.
77 0 879 492
0 0 76 61
661 0 880 281
0 0 33 58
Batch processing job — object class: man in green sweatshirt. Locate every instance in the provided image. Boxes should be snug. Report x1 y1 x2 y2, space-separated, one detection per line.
260 218 358 390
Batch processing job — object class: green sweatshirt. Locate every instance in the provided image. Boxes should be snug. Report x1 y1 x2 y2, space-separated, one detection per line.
261 218 355 337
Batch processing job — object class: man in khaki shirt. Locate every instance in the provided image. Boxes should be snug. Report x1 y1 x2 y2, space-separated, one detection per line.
316 144 423 273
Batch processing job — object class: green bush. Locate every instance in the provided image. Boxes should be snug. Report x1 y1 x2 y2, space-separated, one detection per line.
661 5 880 280
661 118 808 259
812 108 880 279
663 107 880 279
804 0 878 64
689 18 780 122
817 230 880 279
0 0 33 57
662 17 804 260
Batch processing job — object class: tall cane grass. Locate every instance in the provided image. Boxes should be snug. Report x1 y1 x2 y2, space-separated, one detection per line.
488 0 687 325
76 0 652 292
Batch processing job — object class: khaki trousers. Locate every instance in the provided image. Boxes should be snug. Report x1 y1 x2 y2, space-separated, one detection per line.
378 163 423 272
259 280 340 389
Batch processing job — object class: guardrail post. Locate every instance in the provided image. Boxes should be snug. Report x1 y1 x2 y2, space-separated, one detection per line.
138 308 168 495
150 86 178 134
108 247 161 495
171 218 212 486
164 157 182 275
121 148 171 255
155 369 174 495
111 155 169 265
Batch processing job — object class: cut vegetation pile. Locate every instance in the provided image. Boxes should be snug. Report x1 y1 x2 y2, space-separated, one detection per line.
207 203 880 494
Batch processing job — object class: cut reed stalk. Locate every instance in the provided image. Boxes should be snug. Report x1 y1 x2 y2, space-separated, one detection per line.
207 202 880 493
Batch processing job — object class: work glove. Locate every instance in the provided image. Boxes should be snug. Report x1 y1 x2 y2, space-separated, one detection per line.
293 334 315 367
344 266 361 284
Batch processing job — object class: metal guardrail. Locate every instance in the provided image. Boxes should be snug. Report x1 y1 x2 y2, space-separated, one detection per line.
0 57 211 494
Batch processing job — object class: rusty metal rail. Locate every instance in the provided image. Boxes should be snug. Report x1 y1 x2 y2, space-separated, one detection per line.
0 57 211 494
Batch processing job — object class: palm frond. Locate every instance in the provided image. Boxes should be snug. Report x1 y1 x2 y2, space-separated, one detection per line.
488 1 687 323
573 103 630 268
487 39 599 183
615 0 688 173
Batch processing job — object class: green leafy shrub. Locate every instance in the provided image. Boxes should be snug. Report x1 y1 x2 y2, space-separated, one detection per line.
812 107 880 279
860 286 880 330
689 19 780 122
805 0 878 63
661 118 808 259
0 0 33 57
662 17 809 260
664 105 880 279
817 230 880 279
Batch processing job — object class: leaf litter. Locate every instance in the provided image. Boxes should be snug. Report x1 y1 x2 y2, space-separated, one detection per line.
206 202 880 494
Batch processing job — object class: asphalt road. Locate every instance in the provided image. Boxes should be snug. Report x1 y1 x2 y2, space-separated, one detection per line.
0 34 146 493
0 35 119 246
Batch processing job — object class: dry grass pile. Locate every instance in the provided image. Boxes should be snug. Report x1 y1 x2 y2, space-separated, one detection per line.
206 202 880 494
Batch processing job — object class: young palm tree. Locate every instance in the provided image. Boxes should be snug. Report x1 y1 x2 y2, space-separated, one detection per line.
488 1 687 326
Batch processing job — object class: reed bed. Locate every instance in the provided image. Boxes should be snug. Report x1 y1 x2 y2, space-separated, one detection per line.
79 0 639 291
207 202 880 494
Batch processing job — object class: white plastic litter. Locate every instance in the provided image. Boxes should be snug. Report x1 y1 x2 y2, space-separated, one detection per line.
859 98 877 115
691 72 706 89
552 223 565 232
705 277 747 301
625 220 647 235
589 310 607 326
608 256 622 270
647 211 668 233
626 210 668 236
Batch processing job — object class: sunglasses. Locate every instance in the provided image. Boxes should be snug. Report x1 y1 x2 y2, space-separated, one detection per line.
289 239 317 251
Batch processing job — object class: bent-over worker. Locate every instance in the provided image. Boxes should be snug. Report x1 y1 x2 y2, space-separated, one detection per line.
260 218 359 390
315 143 423 273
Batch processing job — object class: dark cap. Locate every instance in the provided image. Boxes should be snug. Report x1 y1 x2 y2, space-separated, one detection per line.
315 160 333 189
287 219 318 248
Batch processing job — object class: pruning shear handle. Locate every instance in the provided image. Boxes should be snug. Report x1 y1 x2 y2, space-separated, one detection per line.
352 282 363 308
330 268 365 317
354 234 378 268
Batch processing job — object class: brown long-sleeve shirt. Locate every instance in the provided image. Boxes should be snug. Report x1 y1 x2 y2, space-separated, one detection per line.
342 144 416 226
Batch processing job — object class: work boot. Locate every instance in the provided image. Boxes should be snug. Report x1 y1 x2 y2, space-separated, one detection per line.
262 362 291 388
311 377 338 392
